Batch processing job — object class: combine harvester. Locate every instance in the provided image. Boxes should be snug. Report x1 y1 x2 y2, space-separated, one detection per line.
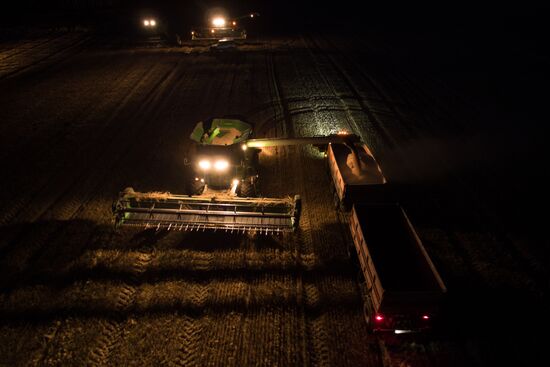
190 12 259 41
112 118 365 234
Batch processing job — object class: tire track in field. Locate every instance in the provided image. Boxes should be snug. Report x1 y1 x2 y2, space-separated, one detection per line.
0 32 64 62
298 35 393 153
276 38 352 260
29 321 63 366
172 315 202 367
307 314 332 367
0 58 159 228
86 250 152 367
0 34 92 80
267 46 295 138
0 59 182 275
300 35 398 149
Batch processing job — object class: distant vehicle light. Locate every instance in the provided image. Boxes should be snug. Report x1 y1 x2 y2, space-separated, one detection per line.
422 315 430 320
375 314 384 322
232 179 240 186
211 29 215 33
250 13 254 18
232 21 237 26
337 130 349 135
150 20 156 26
395 329 413 334
198 160 211 170
214 160 229 171
143 20 150 26
241 144 247 151
212 17 226 27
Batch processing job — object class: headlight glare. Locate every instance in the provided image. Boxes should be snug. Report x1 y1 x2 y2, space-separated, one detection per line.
214 160 229 171
198 160 211 170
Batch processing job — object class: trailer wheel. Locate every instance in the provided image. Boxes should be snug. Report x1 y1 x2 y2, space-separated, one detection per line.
363 303 373 333
333 191 341 209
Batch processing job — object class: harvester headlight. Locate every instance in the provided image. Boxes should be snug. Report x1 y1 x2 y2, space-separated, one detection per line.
198 160 211 170
212 17 226 27
143 19 156 27
214 160 229 171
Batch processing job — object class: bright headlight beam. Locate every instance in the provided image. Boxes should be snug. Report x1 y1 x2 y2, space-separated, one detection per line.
150 19 156 26
144 20 150 26
198 160 211 170
212 17 226 27
214 160 229 171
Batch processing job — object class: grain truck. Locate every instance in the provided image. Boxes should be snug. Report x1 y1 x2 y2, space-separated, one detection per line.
326 142 447 333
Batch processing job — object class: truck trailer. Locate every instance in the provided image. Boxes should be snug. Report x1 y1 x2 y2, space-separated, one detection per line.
350 203 447 333
327 142 388 208
326 140 446 333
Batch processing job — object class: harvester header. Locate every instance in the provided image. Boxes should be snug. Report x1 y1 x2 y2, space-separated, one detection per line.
113 188 301 234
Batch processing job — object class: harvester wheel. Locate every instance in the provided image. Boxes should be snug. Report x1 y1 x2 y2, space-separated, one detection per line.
239 178 257 197
187 179 205 196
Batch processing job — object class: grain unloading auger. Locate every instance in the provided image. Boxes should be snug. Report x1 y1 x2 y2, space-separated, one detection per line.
112 118 362 234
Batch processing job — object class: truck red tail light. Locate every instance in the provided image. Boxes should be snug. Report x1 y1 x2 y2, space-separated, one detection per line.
422 315 430 320
375 314 384 322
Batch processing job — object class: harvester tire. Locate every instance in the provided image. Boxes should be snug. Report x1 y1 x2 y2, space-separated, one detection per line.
239 179 257 197
187 179 205 196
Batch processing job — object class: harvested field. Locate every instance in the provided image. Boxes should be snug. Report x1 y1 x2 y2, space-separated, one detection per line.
0 27 547 366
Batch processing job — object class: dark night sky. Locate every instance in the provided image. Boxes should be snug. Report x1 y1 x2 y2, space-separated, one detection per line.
5 1 550 28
